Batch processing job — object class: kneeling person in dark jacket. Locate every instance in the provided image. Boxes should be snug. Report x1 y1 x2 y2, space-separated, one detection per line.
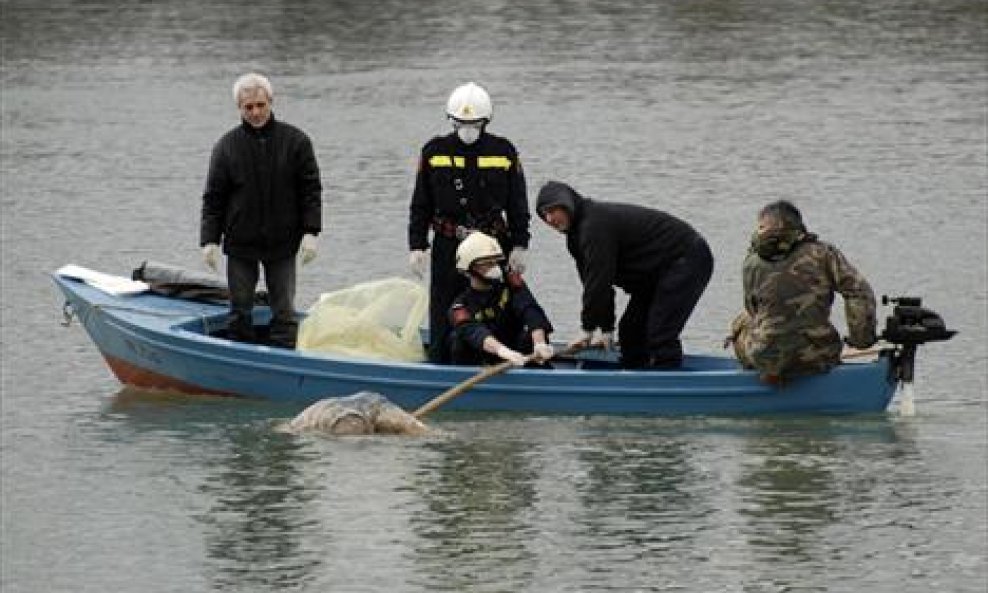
448 232 554 367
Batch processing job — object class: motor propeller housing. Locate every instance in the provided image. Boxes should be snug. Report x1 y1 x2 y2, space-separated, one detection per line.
881 295 956 346
880 295 956 385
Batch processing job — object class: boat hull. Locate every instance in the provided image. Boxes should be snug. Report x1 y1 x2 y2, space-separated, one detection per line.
53 273 897 414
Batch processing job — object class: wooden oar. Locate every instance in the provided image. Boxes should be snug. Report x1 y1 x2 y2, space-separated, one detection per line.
412 358 524 419
412 344 584 419
840 343 890 360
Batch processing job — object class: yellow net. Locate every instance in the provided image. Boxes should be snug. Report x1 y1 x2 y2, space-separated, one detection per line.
297 278 428 362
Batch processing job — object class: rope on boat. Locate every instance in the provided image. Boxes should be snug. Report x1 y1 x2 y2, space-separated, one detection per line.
61 301 75 327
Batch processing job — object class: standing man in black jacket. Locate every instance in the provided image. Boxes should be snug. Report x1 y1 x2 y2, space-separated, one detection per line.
536 181 713 369
200 72 322 348
408 82 530 363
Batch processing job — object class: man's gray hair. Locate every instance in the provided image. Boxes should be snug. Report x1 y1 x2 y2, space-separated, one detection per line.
232 73 273 103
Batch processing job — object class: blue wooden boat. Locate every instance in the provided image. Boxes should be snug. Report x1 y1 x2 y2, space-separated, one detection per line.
51 267 953 415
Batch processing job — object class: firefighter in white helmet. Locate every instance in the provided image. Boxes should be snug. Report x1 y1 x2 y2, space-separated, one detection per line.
447 232 554 366
408 82 532 363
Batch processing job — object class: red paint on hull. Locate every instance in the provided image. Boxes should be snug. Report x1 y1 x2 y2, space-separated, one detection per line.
103 353 238 397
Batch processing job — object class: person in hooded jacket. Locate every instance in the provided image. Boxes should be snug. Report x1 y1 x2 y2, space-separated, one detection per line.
408 82 531 363
535 181 713 369
727 200 876 383
448 232 554 367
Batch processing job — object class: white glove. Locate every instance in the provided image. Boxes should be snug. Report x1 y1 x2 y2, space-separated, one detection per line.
300 233 318 265
533 342 554 362
507 247 528 274
202 243 220 272
568 329 613 350
495 344 528 367
408 249 428 279
568 330 593 349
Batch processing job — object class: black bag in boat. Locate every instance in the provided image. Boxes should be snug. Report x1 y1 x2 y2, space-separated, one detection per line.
132 260 268 305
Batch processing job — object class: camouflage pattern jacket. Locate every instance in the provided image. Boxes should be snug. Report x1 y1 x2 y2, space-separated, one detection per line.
731 237 877 379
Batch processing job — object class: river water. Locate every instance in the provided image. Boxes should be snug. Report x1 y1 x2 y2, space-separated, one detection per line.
2 1 986 592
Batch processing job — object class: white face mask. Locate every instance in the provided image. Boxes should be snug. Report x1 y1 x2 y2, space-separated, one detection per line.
456 125 482 145
481 266 502 282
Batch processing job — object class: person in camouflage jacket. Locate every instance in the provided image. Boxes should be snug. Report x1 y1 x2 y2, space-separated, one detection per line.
728 200 877 383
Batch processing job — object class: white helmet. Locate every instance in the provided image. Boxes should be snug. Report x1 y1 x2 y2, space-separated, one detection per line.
446 82 492 122
455 232 503 273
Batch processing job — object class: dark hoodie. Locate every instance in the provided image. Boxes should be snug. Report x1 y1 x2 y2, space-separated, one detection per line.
536 181 702 332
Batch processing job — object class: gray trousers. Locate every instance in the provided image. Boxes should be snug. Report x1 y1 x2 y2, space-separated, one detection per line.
226 254 297 347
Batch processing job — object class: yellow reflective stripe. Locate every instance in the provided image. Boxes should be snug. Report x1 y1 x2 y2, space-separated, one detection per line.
429 156 466 168
430 156 508 168
478 156 512 170
473 291 510 322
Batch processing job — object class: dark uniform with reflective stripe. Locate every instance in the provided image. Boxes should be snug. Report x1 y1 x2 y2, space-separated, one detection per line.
409 132 530 363
449 272 552 365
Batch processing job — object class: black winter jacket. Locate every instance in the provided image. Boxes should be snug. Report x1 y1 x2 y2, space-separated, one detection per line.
200 116 322 261
537 182 702 332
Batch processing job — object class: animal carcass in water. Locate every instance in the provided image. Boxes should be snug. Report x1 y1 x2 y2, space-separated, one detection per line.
287 391 431 436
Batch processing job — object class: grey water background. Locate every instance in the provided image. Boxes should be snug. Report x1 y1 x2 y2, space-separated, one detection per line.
2 0 986 591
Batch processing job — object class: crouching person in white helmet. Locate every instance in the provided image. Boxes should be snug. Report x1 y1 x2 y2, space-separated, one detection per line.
447 232 554 367
407 82 531 363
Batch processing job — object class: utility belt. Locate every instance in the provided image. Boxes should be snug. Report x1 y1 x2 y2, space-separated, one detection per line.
432 215 507 241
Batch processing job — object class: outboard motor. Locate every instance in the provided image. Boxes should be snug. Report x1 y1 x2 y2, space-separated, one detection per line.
881 295 956 385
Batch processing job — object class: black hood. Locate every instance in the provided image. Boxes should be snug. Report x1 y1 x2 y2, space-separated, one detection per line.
536 181 583 222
